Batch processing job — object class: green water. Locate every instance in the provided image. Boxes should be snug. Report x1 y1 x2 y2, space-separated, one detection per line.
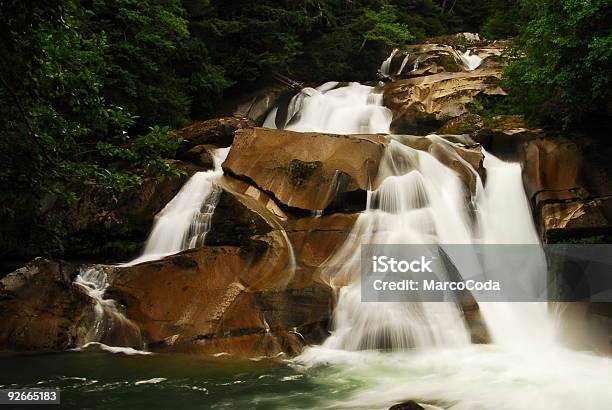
0 352 341 410
3 344 612 410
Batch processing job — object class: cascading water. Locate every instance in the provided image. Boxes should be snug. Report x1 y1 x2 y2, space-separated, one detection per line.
476 153 558 346
263 82 391 134
379 48 398 78
74 266 143 351
74 147 232 351
319 138 477 350
458 49 483 71
127 147 230 265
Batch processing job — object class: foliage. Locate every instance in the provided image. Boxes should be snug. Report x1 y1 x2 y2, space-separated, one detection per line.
503 0 612 128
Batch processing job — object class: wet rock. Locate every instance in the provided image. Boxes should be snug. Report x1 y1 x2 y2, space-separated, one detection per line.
107 177 359 357
223 128 388 212
521 136 612 242
107 233 338 357
178 144 215 170
383 69 506 135
384 44 468 80
231 83 298 125
204 191 273 247
389 400 425 410
175 116 254 150
473 115 542 160
0 259 94 351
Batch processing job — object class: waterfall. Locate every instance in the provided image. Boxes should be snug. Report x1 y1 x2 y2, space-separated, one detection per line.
320 138 477 351
380 48 398 77
127 147 230 265
263 82 392 134
262 75 558 352
476 153 558 346
74 266 143 350
458 49 483 71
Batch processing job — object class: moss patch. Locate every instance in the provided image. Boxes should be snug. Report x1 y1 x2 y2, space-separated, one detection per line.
286 159 322 186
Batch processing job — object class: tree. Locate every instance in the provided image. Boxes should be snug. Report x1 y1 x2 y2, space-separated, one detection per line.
503 0 612 128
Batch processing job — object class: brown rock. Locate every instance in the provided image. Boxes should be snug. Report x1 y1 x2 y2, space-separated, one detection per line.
521 136 612 242
178 144 215 169
175 116 254 150
473 115 542 160
106 178 360 357
223 128 388 212
383 69 506 135
107 236 335 357
0 259 95 351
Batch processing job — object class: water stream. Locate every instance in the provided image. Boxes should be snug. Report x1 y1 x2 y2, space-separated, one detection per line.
127 147 230 265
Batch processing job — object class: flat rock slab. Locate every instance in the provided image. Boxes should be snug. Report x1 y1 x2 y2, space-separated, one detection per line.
223 128 388 212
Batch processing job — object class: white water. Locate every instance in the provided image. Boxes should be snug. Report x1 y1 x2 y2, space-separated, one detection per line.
319 138 476 350
379 48 398 77
459 49 483 71
127 147 230 265
74 266 142 347
263 82 391 134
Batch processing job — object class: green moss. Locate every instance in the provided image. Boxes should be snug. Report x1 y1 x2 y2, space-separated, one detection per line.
439 55 461 73
286 159 322 186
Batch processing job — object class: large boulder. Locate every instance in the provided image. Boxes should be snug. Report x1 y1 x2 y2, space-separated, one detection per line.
383 69 506 135
107 213 359 357
175 116 254 151
521 136 612 242
0 259 94 351
223 128 388 212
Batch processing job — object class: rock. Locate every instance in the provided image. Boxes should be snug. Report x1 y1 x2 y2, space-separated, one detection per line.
174 116 254 150
521 136 612 242
223 128 388 212
0 259 94 351
384 44 468 80
389 400 425 410
178 144 215 169
231 83 298 125
104 176 360 357
473 115 542 160
383 69 506 135
540 198 612 243
204 190 273 247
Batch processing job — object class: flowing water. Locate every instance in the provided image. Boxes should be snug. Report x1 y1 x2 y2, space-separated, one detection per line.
127 147 230 265
263 82 391 134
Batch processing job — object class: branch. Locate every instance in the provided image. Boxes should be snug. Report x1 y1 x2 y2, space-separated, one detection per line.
0 76 55 165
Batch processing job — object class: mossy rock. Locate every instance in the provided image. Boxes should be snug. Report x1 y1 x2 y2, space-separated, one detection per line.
286 159 322 186
438 55 461 72
438 113 484 135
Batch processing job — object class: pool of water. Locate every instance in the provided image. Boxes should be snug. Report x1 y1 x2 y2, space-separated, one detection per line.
2 345 611 410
